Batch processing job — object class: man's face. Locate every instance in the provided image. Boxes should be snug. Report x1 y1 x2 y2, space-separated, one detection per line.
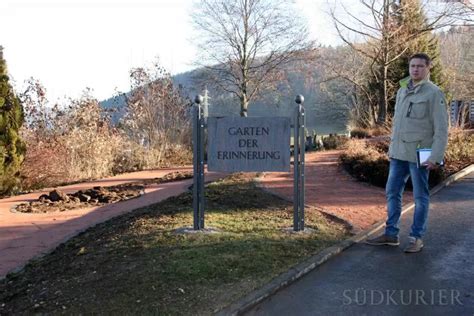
409 58 430 82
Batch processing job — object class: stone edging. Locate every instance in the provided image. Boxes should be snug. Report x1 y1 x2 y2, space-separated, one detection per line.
217 164 474 316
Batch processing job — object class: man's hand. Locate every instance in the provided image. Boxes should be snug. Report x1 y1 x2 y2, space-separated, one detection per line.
422 161 439 170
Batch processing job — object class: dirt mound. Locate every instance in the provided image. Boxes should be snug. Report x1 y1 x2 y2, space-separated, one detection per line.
15 184 145 213
14 171 193 213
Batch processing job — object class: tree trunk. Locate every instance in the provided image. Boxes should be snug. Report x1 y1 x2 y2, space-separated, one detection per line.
240 94 248 117
377 0 390 125
370 102 377 127
377 65 389 125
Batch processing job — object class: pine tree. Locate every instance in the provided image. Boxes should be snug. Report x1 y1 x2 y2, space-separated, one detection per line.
0 46 26 194
361 0 446 125
391 0 445 90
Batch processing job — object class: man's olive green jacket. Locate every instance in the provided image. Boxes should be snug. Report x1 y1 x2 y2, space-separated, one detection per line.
388 78 448 164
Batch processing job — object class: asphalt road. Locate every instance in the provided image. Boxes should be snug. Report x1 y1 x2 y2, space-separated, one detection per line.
245 172 474 316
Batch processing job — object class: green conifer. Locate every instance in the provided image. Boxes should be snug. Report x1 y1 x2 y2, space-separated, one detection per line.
391 0 445 89
0 46 26 194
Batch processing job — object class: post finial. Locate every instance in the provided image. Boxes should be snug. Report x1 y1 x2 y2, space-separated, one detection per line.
295 95 304 105
194 95 203 104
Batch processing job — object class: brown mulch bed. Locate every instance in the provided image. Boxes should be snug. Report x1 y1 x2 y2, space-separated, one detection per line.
14 171 193 214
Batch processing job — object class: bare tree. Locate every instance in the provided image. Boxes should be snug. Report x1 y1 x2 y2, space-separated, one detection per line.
330 0 470 125
440 0 473 24
193 0 314 116
440 25 474 128
317 46 379 127
122 59 190 165
441 26 474 100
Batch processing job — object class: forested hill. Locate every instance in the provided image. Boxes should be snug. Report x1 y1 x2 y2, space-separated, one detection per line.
100 47 356 135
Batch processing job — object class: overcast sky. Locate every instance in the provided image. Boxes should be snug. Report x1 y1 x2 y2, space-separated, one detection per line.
1 0 360 102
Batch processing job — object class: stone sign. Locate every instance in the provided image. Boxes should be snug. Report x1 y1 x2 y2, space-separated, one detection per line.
207 117 290 172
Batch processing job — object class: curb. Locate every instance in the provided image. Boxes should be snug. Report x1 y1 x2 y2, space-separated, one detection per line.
217 164 474 316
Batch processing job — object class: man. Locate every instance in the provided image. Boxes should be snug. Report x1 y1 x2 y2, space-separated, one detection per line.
366 53 448 253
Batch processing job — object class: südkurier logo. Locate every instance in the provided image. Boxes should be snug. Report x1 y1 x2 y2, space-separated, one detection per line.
342 288 464 306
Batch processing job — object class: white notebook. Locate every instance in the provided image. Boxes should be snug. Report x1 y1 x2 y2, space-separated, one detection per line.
416 148 444 168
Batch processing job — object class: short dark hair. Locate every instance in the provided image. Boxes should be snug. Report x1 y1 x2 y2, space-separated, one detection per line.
409 53 431 66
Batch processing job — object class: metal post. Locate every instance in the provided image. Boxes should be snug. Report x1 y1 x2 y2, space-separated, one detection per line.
193 95 204 230
193 103 199 230
299 104 305 230
470 100 474 125
294 95 305 231
293 104 300 231
199 106 205 229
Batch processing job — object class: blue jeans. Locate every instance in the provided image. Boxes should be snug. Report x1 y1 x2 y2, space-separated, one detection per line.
385 158 430 238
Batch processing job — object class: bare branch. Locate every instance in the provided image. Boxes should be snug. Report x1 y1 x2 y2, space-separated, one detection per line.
192 0 313 116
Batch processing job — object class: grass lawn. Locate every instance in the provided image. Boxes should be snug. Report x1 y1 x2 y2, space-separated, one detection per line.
0 173 349 315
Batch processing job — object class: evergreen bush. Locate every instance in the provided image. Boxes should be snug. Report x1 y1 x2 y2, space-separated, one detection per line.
0 47 25 195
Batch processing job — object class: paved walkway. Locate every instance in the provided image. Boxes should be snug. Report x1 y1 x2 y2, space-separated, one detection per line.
245 171 474 315
0 150 417 280
259 150 412 232
0 167 224 278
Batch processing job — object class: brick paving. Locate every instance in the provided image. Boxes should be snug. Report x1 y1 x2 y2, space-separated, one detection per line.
258 150 413 233
0 151 412 279
0 167 224 278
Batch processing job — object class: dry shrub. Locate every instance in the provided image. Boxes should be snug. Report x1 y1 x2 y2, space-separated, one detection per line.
112 140 193 174
342 138 442 189
121 60 191 168
112 143 171 173
340 139 389 187
341 130 474 189
19 134 69 189
111 141 148 174
63 129 122 181
370 124 391 137
420 129 473 186
444 128 474 167
350 127 371 139
322 135 349 149
20 122 121 189
160 144 193 167
19 83 125 189
111 141 192 174
55 96 122 183
17 71 193 192
350 125 391 139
